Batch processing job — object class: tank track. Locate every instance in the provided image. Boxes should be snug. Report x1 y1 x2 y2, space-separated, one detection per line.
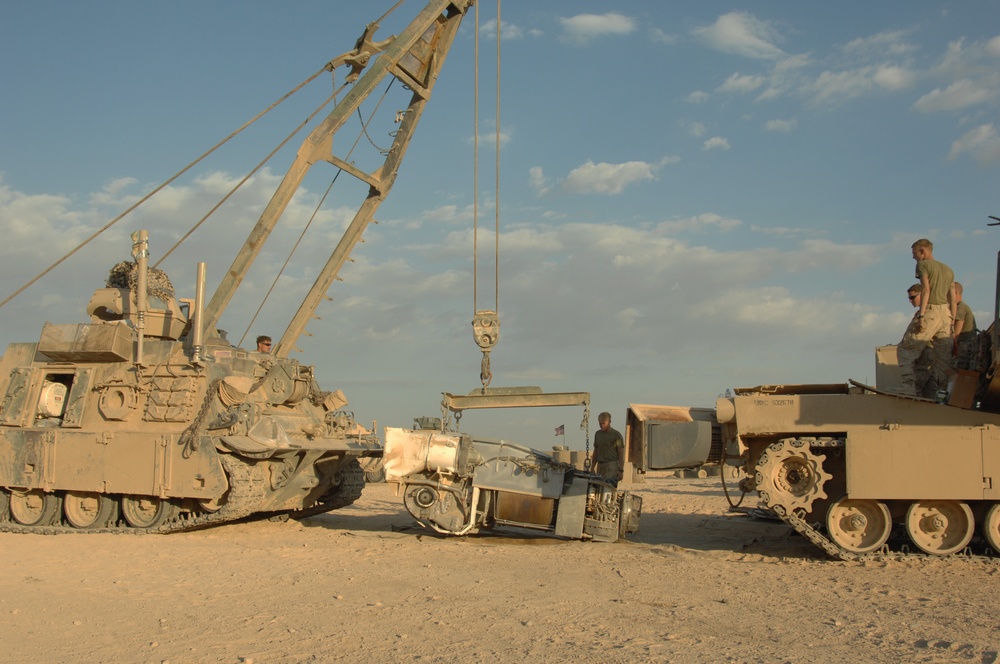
752 437 997 561
310 457 366 512
0 455 365 536
772 507 999 563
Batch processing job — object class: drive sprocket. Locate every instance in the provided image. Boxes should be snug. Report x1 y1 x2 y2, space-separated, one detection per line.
754 439 833 515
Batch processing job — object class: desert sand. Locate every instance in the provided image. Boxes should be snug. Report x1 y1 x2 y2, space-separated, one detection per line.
2 474 998 663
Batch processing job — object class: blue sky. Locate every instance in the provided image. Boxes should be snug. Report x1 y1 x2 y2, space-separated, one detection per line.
1 1 999 447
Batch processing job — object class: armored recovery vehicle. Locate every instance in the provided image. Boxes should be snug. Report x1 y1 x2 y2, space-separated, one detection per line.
0 0 476 533
627 236 1000 559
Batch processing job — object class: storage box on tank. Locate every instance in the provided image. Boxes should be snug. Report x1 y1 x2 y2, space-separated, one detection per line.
37 322 133 362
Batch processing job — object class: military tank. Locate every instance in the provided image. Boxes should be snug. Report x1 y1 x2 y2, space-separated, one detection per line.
629 377 1000 559
0 232 374 533
627 226 1000 558
0 0 474 533
712 377 1000 559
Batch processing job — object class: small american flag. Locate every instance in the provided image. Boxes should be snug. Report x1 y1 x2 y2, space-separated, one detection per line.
554 424 565 436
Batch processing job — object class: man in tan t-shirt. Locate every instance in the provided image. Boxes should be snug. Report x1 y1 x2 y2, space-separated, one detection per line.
897 239 955 397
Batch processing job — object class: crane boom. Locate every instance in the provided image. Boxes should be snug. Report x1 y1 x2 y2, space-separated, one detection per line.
200 0 475 356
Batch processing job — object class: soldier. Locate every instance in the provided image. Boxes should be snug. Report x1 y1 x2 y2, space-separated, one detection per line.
897 239 955 397
592 412 625 486
952 282 978 370
256 335 272 353
903 284 937 398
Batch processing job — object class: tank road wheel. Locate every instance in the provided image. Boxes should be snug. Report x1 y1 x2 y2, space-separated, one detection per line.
754 440 833 515
905 500 975 555
982 504 1000 554
63 492 117 529
9 489 62 526
121 495 178 529
825 496 892 554
364 460 386 484
197 496 225 513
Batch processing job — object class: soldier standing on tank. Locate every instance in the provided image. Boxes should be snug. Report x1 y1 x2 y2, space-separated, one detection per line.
952 282 978 371
902 284 937 398
592 412 625 486
897 239 956 397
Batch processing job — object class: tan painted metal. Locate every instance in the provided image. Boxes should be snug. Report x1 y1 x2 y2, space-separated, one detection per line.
442 388 590 413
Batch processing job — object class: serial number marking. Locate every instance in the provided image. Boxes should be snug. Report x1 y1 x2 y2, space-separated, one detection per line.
753 399 795 406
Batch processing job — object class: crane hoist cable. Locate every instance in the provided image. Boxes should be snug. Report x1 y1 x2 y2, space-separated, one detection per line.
471 0 502 392
0 69 330 310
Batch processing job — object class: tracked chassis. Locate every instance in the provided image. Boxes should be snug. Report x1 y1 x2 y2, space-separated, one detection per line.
718 383 1000 558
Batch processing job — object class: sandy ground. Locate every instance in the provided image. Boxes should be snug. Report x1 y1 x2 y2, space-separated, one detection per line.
2 474 999 664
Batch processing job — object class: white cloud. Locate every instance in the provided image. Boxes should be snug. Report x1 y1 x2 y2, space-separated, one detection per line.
806 67 889 105
717 73 766 94
0 178 93 259
532 157 679 196
685 90 710 104
649 28 676 45
497 227 561 252
932 37 1000 79
872 65 915 91
687 121 707 138
764 118 797 132
843 30 917 57
948 124 1000 165
703 137 731 151
419 204 475 224
478 19 525 41
914 78 999 113
656 213 742 234
465 129 513 149
559 13 636 44
750 224 820 237
561 159 663 195
692 12 784 60
780 239 882 272
756 53 812 101
528 166 550 197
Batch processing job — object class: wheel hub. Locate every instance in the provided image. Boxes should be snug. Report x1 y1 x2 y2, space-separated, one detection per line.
825 496 892 555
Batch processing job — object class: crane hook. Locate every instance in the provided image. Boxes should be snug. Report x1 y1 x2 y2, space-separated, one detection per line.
472 310 500 391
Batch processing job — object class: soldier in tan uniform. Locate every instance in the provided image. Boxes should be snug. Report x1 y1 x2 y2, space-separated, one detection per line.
903 284 937 398
897 239 955 397
592 412 624 486
952 282 978 370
